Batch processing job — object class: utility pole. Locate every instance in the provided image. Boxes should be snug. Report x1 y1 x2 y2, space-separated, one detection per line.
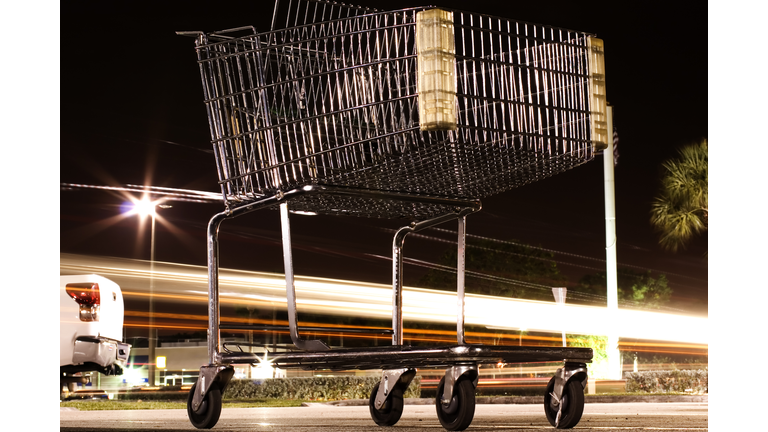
603 105 621 380
552 288 567 347
148 212 156 386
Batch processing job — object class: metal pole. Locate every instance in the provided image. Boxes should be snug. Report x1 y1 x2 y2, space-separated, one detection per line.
392 229 407 346
456 216 467 345
206 212 227 365
390 208 480 346
148 212 156 386
280 202 329 351
603 105 621 380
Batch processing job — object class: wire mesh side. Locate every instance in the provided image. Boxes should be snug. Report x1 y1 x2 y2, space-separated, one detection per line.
192 8 597 214
452 11 593 162
196 10 422 202
274 0 379 30
331 11 595 198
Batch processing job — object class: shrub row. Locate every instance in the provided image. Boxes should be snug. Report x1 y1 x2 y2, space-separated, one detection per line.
624 369 707 393
117 385 188 400
223 376 421 401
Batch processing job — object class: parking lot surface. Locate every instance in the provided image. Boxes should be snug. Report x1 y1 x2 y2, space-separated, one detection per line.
61 402 708 431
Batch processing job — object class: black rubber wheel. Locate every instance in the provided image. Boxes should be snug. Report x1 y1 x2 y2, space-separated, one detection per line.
435 376 476 431
187 382 223 429
543 376 585 429
368 381 404 426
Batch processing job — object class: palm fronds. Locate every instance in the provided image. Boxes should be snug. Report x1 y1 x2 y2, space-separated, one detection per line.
650 139 708 252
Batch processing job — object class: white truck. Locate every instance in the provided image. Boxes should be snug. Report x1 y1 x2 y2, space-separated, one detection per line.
60 275 131 395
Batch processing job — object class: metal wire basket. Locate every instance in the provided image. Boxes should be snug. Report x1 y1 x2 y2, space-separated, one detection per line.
180 6 600 429
189 1 606 218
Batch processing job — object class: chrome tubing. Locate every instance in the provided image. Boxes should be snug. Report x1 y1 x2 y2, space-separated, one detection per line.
280 202 329 351
391 206 480 346
456 216 466 345
206 211 228 365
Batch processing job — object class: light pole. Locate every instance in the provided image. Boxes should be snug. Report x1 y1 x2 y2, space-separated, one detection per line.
131 195 158 386
603 106 621 380
149 207 156 386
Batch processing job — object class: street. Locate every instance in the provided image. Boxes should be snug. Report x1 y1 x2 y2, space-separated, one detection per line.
61 402 707 431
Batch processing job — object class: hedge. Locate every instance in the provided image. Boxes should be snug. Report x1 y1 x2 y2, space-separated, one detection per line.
624 369 707 393
117 386 188 400
223 376 421 401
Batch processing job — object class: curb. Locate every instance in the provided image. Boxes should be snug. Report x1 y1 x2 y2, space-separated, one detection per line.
323 395 707 406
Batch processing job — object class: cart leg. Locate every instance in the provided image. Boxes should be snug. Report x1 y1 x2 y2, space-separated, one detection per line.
188 211 235 429
280 202 329 351
206 211 229 365
391 209 479 346
392 228 407 346
456 216 466 345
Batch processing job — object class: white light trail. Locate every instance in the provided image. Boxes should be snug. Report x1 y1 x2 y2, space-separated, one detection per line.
60 254 708 344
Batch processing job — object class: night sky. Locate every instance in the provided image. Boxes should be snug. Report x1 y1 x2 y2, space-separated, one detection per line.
58 0 709 314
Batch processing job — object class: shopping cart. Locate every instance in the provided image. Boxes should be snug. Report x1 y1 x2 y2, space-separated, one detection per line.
178 0 607 429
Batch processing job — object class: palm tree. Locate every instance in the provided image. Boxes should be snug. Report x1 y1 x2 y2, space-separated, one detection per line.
650 139 708 252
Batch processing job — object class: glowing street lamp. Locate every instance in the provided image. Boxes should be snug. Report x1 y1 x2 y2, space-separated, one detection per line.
132 195 157 219
127 194 162 386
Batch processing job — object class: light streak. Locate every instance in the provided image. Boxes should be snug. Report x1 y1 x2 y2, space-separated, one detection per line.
617 341 707 350
124 323 207 330
61 254 709 347
60 183 221 203
121 311 707 354
619 348 708 356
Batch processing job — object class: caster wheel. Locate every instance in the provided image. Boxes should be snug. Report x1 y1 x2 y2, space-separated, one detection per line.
368 381 404 426
187 381 223 429
435 376 475 431
543 376 585 429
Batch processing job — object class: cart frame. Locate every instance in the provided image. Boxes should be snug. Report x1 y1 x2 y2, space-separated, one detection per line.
188 185 591 431
181 1 602 429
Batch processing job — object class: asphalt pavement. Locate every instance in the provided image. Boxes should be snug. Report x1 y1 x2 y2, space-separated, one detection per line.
327 395 708 406
60 398 708 431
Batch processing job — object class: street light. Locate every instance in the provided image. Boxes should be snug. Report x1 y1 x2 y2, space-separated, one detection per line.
127 194 162 386
132 195 157 219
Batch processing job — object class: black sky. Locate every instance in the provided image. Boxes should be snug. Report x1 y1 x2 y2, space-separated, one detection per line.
60 0 708 314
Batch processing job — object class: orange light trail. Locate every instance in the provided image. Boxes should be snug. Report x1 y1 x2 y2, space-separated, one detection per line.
618 341 707 350
122 309 708 354
619 348 708 356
